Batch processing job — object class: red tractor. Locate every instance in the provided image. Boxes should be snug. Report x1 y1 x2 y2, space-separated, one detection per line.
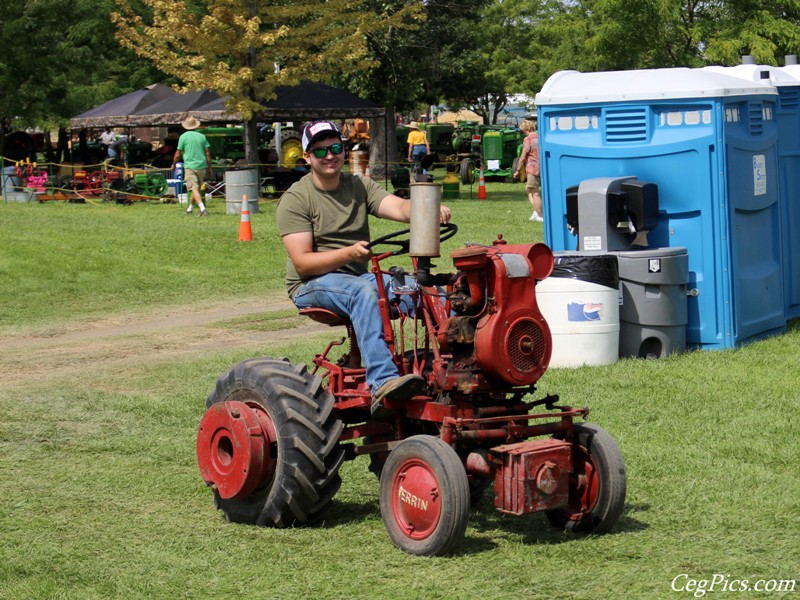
196 194 626 556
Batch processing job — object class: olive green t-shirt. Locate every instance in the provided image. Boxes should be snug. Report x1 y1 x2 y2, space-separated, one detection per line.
276 173 391 299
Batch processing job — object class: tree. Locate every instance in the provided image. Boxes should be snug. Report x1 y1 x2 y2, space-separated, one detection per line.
422 0 513 124
112 0 423 165
529 0 800 79
329 0 429 176
0 0 166 161
702 0 800 65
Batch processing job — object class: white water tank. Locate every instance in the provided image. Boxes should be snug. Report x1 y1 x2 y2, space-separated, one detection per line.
537 253 620 368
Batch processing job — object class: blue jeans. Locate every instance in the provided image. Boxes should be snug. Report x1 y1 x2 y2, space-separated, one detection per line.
292 271 416 393
411 145 427 172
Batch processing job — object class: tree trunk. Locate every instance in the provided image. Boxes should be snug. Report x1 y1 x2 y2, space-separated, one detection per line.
244 119 259 169
57 127 71 163
369 108 398 182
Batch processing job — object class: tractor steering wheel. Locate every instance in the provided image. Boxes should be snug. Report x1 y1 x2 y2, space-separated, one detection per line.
366 222 458 256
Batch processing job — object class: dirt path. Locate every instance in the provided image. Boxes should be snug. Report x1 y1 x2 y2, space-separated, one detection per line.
0 296 328 389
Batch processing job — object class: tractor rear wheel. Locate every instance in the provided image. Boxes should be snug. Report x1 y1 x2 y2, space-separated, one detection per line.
269 130 304 168
544 423 626 534
198 357 345 527
380 435 470 556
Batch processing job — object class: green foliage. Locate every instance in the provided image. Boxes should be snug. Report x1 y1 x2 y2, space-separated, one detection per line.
704 0 800 64
0 0 166 131
112 0 421 164
526 0 800 84
331 0 428 112
423 0 514 123
112 0 423 119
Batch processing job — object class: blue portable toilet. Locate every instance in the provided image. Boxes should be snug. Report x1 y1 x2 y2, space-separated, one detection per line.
535 68 786 350
779 60 800 320
705 61 800 321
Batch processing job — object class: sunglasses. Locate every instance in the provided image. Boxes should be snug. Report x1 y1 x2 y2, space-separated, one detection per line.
309 143 344 158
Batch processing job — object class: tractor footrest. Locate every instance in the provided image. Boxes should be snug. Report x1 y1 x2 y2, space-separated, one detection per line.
491 439 571 515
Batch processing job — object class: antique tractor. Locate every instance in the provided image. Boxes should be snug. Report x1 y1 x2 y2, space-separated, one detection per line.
55 169 166 200
453 122 525 185
199 125 304 168
195 184 626 555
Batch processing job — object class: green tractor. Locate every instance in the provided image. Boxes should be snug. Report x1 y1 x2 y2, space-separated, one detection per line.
420 123 455 162
198 125 304 168
396 122 456 167
452 122 524 185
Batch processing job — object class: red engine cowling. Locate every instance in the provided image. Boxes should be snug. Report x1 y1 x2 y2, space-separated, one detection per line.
450 239 554 386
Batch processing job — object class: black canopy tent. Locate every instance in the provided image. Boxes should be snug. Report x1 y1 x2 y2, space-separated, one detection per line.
68 82 391 176
255 81 385 121
125 89 225 126
70 81 385 128
69 84 176 129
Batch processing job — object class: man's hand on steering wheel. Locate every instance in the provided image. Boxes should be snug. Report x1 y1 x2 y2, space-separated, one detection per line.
366 223 458 257
348 240 373 262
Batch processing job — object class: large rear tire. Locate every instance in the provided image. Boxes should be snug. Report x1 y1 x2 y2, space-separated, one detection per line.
200 357 345 527
380 435 470 556
269 130 303 168
544 423 626 534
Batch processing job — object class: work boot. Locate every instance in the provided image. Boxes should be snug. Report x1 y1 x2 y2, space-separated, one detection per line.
370 374 425 417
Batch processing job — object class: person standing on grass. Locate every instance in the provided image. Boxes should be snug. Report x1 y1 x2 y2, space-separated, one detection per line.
172 116 213 216
406 122 430 176
276 120 451 417
516 118 543 223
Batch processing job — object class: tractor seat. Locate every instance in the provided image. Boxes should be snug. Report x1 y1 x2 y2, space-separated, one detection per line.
299 307 350 327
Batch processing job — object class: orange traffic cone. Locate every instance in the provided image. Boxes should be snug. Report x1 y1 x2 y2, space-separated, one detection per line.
477 167 487 200
238 195 253 241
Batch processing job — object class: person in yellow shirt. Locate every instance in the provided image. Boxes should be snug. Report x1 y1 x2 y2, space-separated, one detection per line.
406 122 430 174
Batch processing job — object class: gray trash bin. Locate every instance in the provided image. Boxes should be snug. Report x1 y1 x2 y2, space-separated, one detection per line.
610 247 688 358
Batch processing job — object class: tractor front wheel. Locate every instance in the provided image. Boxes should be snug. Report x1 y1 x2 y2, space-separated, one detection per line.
544 423 626 534
198 357 345 527
460 158 475 185
380 435 470 556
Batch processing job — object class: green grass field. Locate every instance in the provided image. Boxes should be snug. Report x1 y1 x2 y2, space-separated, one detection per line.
1 182 798 599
